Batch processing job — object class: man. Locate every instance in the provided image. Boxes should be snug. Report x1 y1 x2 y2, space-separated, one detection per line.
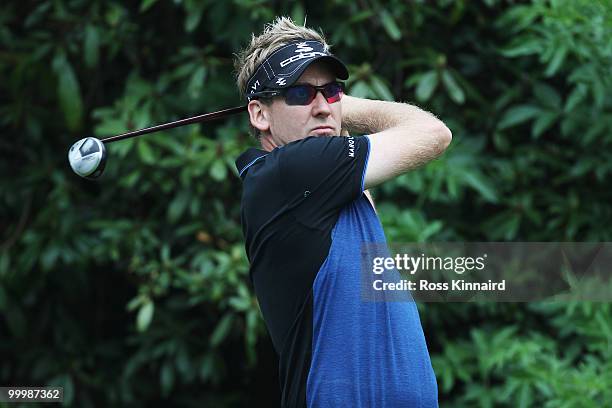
234 17 451 407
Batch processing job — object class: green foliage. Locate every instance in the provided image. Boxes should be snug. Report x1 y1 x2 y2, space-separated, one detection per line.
427 302 612 407
1 0 610 406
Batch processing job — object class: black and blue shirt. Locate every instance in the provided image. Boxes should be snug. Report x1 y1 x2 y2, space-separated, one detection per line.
235 135 438 408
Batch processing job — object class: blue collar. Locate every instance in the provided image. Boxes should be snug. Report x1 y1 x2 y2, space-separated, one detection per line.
235 147 268 179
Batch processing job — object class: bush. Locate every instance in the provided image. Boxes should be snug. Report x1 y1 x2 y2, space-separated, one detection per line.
1 0 610 406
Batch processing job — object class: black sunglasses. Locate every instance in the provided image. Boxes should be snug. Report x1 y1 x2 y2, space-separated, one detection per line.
250 81 345 106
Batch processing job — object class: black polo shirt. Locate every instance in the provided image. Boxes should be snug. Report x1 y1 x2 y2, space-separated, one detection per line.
235 135 438 408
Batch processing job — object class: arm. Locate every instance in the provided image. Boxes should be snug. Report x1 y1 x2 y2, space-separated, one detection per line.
341 95 452 190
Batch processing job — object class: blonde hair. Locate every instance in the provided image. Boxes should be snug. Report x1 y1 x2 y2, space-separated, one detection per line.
235 16 329 98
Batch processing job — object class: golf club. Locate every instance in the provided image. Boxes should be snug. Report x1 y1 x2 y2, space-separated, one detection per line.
68 105 247 179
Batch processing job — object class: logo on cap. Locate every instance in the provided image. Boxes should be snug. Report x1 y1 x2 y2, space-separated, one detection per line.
279 41 327 68
295 42 314 52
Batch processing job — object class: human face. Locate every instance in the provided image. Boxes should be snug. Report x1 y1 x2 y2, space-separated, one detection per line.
251 61 342 149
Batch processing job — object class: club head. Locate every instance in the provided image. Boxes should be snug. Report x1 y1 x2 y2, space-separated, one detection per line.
68 137 107 179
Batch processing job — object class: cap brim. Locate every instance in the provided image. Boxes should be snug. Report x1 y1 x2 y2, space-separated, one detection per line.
267 55 349 89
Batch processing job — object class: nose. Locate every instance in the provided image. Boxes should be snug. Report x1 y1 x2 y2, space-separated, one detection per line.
311 90 332 117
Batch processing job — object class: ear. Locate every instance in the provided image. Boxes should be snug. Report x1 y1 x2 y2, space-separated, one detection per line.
247 100 271 133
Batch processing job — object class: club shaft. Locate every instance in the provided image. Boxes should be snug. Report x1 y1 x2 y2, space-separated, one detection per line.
101 105 247 144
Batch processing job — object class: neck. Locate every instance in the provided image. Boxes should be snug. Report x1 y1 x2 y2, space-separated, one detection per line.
260 134 278 152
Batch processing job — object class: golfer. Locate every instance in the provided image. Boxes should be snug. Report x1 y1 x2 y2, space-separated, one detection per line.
234 17 451 408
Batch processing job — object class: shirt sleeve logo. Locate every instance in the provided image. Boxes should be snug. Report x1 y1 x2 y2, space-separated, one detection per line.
347 136 355 158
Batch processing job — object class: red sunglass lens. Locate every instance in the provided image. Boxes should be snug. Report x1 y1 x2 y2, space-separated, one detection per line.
323 83 343 103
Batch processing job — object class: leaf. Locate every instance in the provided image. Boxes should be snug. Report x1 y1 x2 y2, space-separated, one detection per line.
84 25 100 68
210 314 234 347
592 76 605 109
349 10 374 23
105 3 124 26
209 159 227 181
380 10 401 41
486 212 520 240
63 375 75 406
24 2 51 28
446 175 459 199
496 5 539 32
596 312 612 339
416 71 438 102
498 105 541 130
349 81 372 99
500 38 541 57
175 346 191 376
442 71 465 104
185 1 206 32
52 52 83 131
40 244 59 271
94 119 127 136
140 0 159 12
369 76 394 101
168 190 190 223
137 140 156 164
532 111 559 139
518 383 533 408
160 244 170 263
119 171 140 189
199 355 214 381
126 295 145 312
108 137 134 158
291 3 304 25
439 358 454 392
160 361 174 396
462 170 498 203
404 73 422 89
188 66 206 98
565 84 588 112
137 300 154 332
229 296 250 311
545 45 567 77
569 161 593 178
583 120 607 145
533 83 561 109
419 221 443 241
